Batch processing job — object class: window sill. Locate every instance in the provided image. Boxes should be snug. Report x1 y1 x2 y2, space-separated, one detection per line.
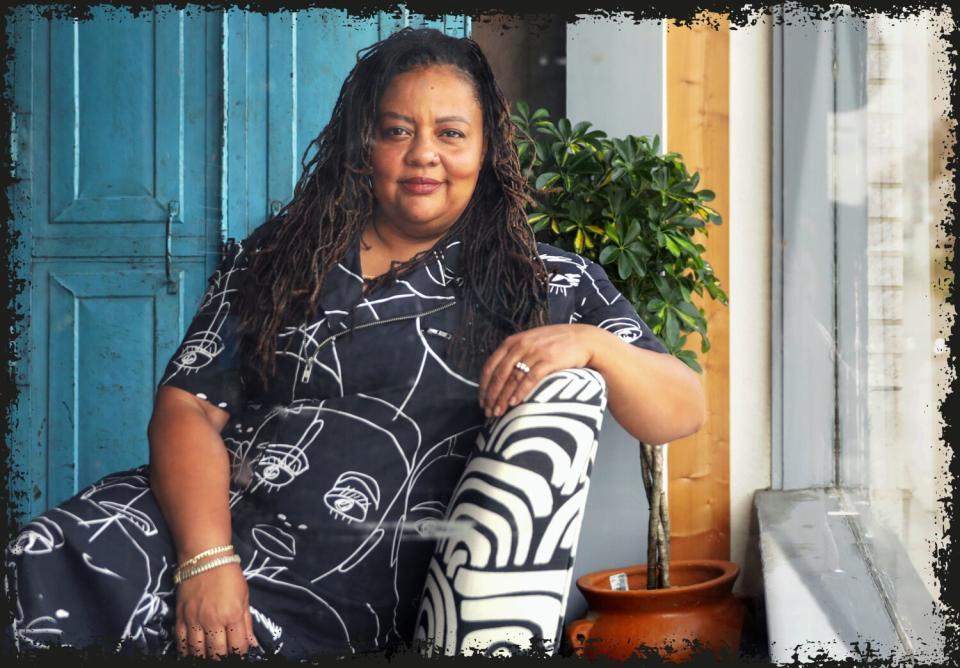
755 489 944 663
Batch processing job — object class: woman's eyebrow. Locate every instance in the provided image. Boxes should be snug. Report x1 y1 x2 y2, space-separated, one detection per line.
435 115 471 125
380 111 471 125
381 111 415 123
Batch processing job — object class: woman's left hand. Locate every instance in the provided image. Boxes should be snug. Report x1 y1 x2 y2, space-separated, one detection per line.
479 324 599 418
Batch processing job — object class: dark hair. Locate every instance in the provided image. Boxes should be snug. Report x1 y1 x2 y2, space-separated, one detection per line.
234 27 550 390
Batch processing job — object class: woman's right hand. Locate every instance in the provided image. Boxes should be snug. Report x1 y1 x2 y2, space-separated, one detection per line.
175 562 259 659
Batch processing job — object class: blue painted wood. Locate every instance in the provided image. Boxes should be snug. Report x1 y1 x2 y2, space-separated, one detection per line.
45 265 182 507
7 8 37 522
9 7 221 521
37 7 209 258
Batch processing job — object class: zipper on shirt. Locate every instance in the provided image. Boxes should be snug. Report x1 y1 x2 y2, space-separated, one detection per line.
300 301 456 384
422 327 453 340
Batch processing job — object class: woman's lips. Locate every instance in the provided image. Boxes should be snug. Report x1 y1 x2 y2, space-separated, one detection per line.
399 178 442 195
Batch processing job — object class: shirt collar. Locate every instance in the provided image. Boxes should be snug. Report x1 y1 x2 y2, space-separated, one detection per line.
318 232 463 331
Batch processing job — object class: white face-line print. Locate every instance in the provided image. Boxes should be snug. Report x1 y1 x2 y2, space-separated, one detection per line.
324 472 381 524
251 523 298 561
22 472 178 653
8 516 65 556
596 316 645 343
76 477 158 540
538 251 623 307
424 242 462 287
249 408 326 495
161 245 246 381
547 272 581 296
242 548 352 646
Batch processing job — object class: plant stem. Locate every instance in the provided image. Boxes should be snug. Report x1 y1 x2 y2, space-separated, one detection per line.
639 442 654 503
650 442 664 588
640 442 657 589
659 488 671 588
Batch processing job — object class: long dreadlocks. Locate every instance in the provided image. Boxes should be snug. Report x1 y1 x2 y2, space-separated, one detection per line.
234 27 550 391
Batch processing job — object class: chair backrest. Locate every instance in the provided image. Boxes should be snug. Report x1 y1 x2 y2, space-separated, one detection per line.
413 368 608 657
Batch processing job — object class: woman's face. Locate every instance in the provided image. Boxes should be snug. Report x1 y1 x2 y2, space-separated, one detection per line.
370 64 485 239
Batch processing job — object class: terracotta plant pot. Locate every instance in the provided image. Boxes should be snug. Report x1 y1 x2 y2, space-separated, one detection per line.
566 560 746 661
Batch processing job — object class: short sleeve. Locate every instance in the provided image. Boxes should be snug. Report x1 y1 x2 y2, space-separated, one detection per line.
574 259 669 355
158 242 248 412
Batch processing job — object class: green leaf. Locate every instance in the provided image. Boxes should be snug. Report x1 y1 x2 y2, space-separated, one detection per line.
535 172 560 190
626 250 645 278
672 305 699 330
538 123 563 141
624 220 642 245
617 252 632 280
676 349 702 373
664 310 679 347
676 216 705 229
599 245 619 265
572 120 593 137
670 234 699 256
515 100 530 118
653 273 673 301
664 236 681 257
604 222 621 244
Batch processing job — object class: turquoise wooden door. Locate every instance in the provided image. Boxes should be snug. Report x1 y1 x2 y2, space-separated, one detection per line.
7 7 469 524
7 7 222 521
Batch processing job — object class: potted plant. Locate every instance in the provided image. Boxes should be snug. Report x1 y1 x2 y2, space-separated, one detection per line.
511 102 743 661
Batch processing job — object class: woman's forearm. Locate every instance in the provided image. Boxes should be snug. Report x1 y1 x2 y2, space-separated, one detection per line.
583 326 706 444
147 388 233 563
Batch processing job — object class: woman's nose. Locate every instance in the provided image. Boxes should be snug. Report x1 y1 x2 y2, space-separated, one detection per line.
404 133 440 166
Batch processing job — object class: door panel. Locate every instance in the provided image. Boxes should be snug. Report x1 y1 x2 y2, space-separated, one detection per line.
36 7 210 259
43 264 185 507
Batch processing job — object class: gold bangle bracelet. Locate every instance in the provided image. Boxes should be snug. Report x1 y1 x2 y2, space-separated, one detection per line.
177 544 234 571
173 554 241 585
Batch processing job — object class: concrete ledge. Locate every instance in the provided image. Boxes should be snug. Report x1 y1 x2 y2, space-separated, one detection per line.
755 489 900 663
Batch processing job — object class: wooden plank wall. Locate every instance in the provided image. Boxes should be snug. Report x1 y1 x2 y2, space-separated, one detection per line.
665 15 731 561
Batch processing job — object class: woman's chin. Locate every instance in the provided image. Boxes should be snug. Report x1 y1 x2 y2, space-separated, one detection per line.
395 216 457 237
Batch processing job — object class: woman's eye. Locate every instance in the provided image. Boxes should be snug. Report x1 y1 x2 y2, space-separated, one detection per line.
383 127 410 138
440 129 464 139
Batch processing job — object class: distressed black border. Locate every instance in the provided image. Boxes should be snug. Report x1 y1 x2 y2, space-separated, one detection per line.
0 1 955 666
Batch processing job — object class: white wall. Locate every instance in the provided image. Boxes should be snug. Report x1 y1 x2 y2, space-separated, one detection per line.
729 14 773 595
566 16 664 140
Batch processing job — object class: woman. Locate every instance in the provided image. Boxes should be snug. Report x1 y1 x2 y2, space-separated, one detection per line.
5 27 704 660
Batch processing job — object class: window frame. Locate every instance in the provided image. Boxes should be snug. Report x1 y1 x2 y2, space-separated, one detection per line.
765 5 944 662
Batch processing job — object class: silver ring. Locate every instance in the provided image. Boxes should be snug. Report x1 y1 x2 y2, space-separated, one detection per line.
515 361 531 374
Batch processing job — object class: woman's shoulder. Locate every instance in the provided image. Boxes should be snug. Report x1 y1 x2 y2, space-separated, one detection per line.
534 242 600 276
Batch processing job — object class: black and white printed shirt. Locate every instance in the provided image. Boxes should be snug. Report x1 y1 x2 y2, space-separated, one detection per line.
157 221 667 654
